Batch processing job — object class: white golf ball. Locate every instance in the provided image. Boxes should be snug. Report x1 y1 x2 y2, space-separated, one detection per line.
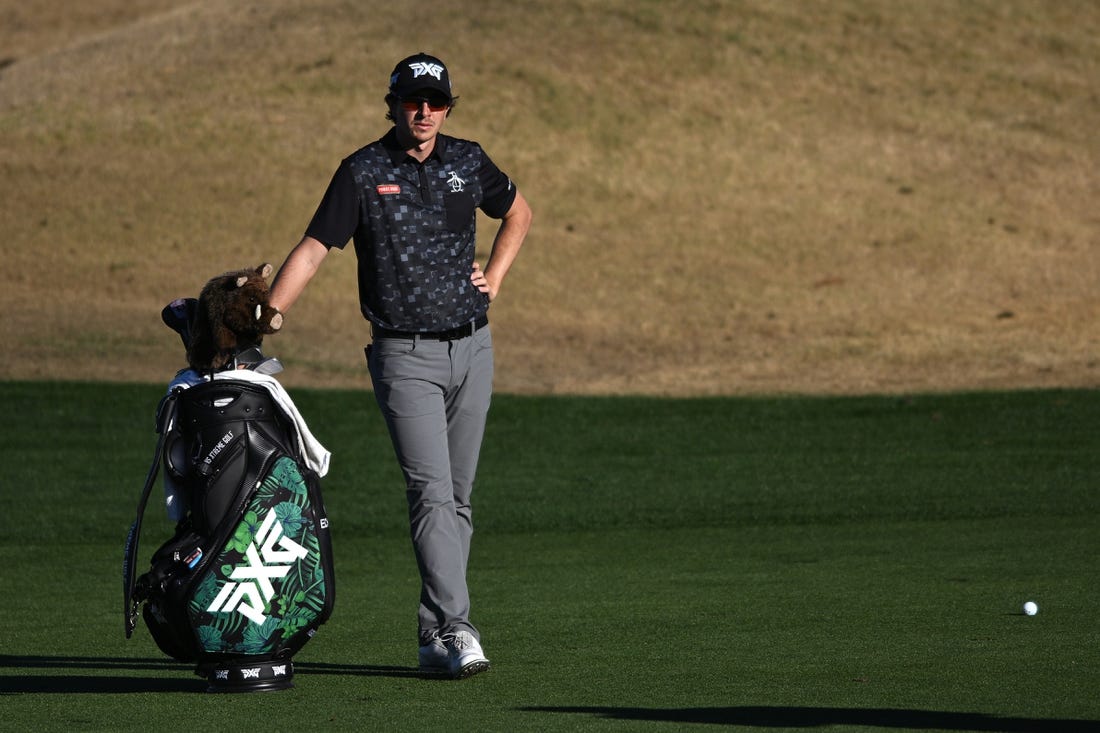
1023 601 1038 616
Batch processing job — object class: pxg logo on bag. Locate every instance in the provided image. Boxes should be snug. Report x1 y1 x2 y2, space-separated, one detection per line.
206 507 309 624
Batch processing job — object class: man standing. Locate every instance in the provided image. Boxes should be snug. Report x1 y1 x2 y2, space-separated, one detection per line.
269 52 532 679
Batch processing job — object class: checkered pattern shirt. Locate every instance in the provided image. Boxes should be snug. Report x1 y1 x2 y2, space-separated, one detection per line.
305 129 517 332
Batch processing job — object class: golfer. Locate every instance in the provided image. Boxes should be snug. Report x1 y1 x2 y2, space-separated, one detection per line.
269 52 532 678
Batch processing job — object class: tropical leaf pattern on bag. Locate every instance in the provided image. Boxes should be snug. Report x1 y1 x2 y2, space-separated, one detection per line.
186 456 329 655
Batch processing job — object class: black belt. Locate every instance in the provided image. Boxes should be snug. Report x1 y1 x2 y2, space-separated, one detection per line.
372 315 488 341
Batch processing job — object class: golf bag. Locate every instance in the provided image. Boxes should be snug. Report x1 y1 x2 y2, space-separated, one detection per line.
123 370 335 692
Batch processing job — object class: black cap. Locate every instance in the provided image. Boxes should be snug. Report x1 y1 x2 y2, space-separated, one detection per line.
389 52 453 102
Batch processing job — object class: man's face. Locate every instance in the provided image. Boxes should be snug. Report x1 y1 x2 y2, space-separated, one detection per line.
393 92 450 148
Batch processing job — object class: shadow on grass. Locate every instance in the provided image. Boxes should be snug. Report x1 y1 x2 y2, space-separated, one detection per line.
0 655 200 694
521 706 1099 732
0 655 424 694
294 660 430 679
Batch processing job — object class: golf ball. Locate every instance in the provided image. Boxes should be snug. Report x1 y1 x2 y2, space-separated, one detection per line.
1023 601 1038 616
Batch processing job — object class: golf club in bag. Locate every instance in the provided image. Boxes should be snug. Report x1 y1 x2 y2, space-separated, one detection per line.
123 298 335 692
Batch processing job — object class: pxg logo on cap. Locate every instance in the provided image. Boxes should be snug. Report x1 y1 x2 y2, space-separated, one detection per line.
390 52 453 102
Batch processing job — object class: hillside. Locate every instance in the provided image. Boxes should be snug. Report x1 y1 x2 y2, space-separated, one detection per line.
2 0 1098 395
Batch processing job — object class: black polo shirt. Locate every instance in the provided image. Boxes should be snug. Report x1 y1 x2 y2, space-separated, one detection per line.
305 129 518 332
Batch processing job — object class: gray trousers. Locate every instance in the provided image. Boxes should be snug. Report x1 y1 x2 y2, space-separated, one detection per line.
366 325 493 644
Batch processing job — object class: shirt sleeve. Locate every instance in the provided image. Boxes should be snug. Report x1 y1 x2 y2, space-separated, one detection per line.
477 149 518 219
304 159 359 249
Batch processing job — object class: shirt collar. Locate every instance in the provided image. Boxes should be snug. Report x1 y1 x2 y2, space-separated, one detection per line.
382 128 450 165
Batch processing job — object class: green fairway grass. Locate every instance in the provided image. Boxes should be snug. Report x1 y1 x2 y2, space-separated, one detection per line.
1 382 1097 731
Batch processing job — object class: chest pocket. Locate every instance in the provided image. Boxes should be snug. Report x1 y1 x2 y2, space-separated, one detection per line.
445 191 476 233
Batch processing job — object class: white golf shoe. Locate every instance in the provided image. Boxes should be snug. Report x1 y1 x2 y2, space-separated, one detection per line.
418 635 451 676
444 630 491 679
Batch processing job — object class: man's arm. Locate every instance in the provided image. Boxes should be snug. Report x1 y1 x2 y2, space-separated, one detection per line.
474 191 532 301
270 236 330 314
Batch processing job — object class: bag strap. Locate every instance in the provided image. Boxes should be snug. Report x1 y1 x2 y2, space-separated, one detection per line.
122 389 179 638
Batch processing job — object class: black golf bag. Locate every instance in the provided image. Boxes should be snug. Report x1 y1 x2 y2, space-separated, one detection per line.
123 370 335 692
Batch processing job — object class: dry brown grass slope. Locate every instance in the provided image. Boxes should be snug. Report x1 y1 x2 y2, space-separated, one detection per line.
2 0 1098 395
